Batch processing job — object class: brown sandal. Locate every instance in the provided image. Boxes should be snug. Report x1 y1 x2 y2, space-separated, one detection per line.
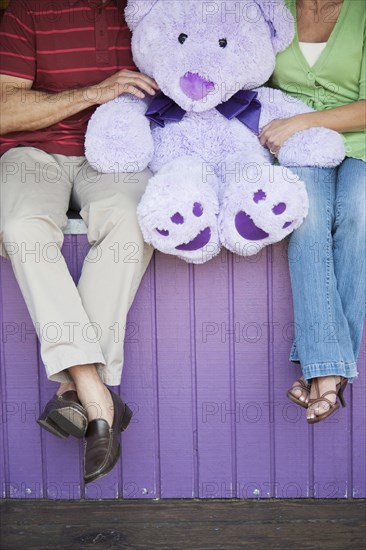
287 377 311 409
307 377 348 424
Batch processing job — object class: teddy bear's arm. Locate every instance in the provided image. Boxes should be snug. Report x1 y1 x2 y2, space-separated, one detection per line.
257 86 313 126
257 87 345 167
85 95 154 173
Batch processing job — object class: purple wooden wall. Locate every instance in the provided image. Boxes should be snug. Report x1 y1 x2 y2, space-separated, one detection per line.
1 235 365 500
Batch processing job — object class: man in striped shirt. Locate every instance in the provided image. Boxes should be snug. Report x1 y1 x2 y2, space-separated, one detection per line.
0 0 159 483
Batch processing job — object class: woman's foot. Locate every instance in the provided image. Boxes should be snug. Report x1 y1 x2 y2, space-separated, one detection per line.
287 376 311 408
307 375 347 423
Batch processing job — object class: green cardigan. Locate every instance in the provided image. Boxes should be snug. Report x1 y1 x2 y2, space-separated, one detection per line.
270 0 365 161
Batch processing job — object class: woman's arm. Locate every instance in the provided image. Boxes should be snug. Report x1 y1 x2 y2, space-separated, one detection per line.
259 100 366 154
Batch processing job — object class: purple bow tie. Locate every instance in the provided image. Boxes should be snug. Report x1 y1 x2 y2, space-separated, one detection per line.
145 89 261 135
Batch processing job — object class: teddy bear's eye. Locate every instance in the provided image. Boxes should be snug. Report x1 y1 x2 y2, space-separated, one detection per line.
178 33 188 45
219 38 227 48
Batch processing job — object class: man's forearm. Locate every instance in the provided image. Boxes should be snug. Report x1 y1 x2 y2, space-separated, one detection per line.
0 86 97 135
0 70 159 136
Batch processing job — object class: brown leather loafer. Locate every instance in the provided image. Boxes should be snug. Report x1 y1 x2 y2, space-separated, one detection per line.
37 390 88 439
83 390 133 484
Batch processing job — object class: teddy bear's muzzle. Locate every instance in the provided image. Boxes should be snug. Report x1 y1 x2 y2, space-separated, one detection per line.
180 72 215 101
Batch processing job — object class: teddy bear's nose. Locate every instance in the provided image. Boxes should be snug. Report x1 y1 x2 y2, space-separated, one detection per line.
180 72 215 100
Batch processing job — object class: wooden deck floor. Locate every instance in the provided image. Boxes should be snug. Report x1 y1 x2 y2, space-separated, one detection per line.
1 499 365 550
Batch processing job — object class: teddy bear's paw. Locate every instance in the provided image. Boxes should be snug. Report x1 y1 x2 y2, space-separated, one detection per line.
278 127 346 168
219 164 309 256
137 157 221 264
85 96 154 173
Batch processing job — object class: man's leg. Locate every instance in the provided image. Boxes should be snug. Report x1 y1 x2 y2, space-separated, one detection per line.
71 161 154 426
0 148 107 386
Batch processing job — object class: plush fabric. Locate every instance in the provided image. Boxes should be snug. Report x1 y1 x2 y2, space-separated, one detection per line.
85 0 345 264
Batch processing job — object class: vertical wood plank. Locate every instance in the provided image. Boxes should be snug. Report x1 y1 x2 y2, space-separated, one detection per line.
352 329 366 497
312 421 349 498
0 257 43 498
154 253 196 498
271 242 311 498
233 249 272 498
194 252 234 498
121 254 159 499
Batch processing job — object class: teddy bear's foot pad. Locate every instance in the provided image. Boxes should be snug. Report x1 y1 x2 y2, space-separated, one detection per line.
219 165 309 256
175 227 212 251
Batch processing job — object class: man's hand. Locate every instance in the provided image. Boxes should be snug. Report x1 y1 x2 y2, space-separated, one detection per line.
87 69 160 105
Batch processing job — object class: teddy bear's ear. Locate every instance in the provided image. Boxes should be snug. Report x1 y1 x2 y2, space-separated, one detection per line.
253 0 295 53
125 0 159 31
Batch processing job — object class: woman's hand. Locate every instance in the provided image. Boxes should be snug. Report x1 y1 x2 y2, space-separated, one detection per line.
260 100 366 156
259 115 309 156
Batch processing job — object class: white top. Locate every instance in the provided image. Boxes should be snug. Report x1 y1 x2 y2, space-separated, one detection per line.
299 42 327 67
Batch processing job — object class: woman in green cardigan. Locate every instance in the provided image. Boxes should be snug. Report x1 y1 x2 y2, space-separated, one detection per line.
260 0 365 423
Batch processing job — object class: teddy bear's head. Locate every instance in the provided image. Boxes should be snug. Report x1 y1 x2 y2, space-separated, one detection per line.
125 0 294 112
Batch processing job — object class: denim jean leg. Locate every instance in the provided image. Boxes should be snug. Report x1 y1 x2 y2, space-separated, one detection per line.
333 158 366 365
287 165 357 382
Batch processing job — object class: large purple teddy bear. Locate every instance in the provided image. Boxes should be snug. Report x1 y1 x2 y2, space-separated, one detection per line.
85 0 345 264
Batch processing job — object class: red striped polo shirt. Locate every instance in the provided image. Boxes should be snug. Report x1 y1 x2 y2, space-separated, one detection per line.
0 0 135 156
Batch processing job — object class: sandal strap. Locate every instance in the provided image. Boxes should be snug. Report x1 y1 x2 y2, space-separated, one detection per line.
297 378 311 390
309 390 337 407
291 378 310 393
291 384 309 394
309 397 335 408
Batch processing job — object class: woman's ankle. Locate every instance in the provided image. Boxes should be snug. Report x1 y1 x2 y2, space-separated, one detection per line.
315 375 340 385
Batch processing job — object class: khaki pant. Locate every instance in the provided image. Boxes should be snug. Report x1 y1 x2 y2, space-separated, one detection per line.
0 147 154 386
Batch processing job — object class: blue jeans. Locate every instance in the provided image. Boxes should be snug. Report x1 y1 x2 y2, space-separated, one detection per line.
287 158 366 382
